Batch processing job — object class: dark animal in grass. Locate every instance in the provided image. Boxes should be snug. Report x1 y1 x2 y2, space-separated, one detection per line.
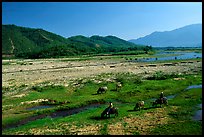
116 83 122 91
101 107 118 118
97 86 108 94
152 97 168 107
134 101 144 111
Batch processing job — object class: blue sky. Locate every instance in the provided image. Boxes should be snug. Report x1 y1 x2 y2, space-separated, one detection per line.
2 2 202 40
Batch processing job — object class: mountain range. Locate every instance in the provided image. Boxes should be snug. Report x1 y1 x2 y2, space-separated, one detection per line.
129 24 202 47
3 24 200 59
2 24 149 59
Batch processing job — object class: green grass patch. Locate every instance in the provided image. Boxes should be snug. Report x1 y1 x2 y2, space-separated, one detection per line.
150 121 202 135
2 72 202 135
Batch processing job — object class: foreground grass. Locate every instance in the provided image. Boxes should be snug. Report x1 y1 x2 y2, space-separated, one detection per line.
2 71 202 135
150 87 202 135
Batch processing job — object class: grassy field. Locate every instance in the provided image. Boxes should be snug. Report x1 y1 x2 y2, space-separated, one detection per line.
2 49 202 135
2 69 202 135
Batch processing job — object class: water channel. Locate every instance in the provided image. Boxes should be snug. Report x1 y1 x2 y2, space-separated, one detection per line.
3 84 202 131
192 104 202 121
134 51 202 62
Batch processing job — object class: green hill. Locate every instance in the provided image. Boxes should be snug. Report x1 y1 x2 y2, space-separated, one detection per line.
2 25 70 57
2 24 152 59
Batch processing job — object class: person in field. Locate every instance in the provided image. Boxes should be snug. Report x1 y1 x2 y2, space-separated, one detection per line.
159 92 164 103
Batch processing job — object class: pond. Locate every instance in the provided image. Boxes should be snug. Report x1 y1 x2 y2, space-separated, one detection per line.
134 51 202 62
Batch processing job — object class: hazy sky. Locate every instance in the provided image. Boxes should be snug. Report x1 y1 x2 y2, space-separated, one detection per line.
2 2 202 40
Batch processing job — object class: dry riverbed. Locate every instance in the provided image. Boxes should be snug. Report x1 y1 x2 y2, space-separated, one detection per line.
2 57 202 135
2 58 202 89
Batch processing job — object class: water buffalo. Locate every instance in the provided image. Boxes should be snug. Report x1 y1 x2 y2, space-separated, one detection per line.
152 97 168 107
101 107 118 118
134 101 144 111
116 83 122 91
97 86 108 94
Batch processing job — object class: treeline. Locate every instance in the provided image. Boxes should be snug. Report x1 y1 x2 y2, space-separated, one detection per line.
16 44 153 59
2 24 153 59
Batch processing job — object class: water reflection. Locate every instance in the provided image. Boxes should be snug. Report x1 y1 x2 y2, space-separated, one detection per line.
50 103 102 118
192 104 202 121
185 85 202 90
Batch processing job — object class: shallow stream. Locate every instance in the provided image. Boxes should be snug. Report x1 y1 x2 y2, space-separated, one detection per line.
3 85 202 130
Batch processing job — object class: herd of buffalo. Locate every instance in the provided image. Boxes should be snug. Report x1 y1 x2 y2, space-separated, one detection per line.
97 85 168 118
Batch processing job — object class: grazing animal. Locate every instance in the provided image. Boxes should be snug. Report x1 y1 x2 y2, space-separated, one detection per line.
152 97 168 107
101 107 118 118
97 86 108 94
116 83 122 91
134 101 145 111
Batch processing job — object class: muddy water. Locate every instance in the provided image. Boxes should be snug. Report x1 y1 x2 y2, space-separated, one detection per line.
2 103 104 130
50 103 102 118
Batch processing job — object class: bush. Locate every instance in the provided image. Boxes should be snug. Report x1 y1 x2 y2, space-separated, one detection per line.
147 71 179 80
115 72 142 85
32 86 43 92
133 77 142 84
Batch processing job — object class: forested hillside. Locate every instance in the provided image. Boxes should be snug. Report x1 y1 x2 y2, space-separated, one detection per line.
2 25 152 59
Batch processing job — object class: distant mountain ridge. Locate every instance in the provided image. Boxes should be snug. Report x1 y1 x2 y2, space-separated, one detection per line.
2 24 149 59
129 24 202 47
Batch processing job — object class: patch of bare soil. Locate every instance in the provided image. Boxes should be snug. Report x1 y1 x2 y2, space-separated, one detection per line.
20 99 49 105
108 106 179 135
11 93 27 98
173 78 185 80
108 122 126 135
2 59 202 89
27 127 61 135
16 123 102 135
68 124 102 135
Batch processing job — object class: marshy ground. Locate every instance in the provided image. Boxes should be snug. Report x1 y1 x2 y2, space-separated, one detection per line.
2 53 202 135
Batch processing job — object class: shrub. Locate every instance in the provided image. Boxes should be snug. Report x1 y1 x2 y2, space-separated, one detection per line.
147 71 180 80
32 86 43 92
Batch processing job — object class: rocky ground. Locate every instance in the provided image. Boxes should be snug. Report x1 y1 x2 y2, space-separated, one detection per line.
2 58 202 89
2 57 202 135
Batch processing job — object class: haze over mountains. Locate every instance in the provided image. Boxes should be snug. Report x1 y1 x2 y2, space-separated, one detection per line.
129 24 202 47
